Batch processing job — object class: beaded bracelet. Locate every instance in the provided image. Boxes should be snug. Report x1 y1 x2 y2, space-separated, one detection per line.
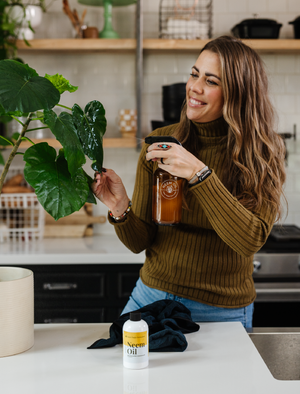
109 201 132 222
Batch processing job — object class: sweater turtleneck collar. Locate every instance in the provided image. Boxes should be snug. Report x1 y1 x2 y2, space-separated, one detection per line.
191 117 228 139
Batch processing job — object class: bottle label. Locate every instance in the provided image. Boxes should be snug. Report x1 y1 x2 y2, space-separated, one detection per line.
123 331 148 363
161 179 179 200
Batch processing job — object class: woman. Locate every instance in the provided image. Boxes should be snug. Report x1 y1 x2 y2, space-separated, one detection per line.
92 36 286 328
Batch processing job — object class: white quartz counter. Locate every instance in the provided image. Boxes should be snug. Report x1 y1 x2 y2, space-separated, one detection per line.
0 234 145 265
1 322 299 394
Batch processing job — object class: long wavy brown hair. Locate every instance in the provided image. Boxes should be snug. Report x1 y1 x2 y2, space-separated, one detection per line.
173 36 286 221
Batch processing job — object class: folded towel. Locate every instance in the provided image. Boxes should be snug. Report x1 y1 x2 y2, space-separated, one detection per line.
88 299 200 352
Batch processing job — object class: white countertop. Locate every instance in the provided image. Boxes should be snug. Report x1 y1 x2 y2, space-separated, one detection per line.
0 234 145 265
1 322 299 394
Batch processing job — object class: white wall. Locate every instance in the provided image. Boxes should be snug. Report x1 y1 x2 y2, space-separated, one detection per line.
14 0 300 232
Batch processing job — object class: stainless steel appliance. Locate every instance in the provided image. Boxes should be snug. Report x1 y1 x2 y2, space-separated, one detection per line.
253 225 300 327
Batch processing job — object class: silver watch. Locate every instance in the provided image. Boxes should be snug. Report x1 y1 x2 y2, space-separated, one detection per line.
188 166 209 184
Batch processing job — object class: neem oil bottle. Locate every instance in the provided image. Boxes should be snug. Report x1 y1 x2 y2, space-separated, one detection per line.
123 312 149 369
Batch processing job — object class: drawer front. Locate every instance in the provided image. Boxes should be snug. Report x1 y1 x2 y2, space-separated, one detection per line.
35 308 105 324
34 273 105 296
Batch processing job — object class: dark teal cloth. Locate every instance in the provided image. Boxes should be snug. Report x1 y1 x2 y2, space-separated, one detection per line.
88 299 200 352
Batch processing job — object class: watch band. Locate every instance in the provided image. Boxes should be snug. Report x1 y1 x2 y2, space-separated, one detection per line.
188 166 209 185
188 169 212 187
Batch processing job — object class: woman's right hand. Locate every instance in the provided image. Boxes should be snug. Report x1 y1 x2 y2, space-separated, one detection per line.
92 169 130 217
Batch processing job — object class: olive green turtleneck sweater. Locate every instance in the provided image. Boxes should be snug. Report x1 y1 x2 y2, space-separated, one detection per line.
109 117 276 308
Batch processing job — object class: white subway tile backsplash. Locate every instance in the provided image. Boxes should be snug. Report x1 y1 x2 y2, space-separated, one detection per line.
228 0 248 13
283 172 295 192
274 94 296 113
285 75 300 93
213 13 238 37
267 0 288 13
261 54 277 74
287 0 300 13
276 55 297 73
283 194 300 213
248 0 268 14
296 95 300 113
175 53 199 74
294 214 300 227
269 74 286 94
213 0 229 13
155 54 178 74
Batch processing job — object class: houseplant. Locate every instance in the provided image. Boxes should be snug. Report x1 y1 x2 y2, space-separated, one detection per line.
0 0 51 136
0 59 106 220
0 0 49 60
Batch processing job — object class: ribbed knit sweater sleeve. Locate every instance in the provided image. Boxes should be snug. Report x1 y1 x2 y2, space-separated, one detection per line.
189 170 275 257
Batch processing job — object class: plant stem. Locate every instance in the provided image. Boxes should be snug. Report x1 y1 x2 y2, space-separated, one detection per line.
11 115 25 126
0 112 33 193
26 126 48 132
57 104 72 111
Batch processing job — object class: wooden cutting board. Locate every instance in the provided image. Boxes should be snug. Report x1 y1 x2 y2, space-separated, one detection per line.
43 204 106 238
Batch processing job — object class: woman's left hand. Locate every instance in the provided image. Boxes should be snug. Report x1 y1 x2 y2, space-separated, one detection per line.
146 142 206 181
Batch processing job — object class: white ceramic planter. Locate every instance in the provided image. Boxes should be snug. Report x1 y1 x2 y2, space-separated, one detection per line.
9 5 43 39
0 267 34 357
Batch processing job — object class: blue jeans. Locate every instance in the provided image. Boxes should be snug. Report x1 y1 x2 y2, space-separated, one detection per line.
121 278 254 328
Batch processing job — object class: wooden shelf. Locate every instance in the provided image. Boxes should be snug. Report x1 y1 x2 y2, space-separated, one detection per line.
16 38 137 53
143 39 300 53
2 138 136 149
16 38 300 54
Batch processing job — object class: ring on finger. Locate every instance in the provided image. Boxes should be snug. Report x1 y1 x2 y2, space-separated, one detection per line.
158 144 171 149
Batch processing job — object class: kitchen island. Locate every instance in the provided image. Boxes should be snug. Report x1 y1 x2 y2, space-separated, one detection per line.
1 322 299 394
0 234 145 265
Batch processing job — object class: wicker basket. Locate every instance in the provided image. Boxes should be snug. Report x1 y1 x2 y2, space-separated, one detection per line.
0 167 44 242
159 0 212 40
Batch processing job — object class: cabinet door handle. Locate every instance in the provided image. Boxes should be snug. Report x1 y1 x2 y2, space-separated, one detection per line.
43 283 78 291
44 318 78 323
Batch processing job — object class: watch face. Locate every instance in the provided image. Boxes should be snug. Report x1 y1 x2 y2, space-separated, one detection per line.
200 170 211 181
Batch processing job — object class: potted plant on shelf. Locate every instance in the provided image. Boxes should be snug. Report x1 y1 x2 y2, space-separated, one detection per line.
0 0 50 60
0 0 52 136
0 59 106 220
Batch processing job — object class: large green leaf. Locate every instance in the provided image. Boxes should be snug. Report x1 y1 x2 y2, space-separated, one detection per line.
0 60 60 113
44 74 78 94
23 143 89 220
43 109 86 176
72 100 106 172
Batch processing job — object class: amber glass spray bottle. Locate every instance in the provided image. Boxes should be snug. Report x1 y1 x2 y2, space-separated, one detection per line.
145 136 183 226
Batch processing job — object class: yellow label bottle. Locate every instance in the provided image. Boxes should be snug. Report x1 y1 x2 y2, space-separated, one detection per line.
123 312 149 369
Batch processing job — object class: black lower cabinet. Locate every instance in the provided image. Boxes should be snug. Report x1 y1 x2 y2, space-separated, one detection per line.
5 264 142 324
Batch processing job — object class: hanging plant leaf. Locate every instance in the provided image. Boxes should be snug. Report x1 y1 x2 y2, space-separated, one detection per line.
72 100 106 172
23 143 89 220
0 60 60 113
43 109 86 176
0 152 4 165
44 73 78 94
